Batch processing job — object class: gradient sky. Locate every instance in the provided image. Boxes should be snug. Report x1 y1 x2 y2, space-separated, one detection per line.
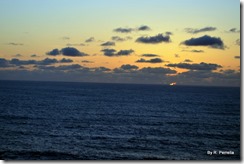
0 0 240 86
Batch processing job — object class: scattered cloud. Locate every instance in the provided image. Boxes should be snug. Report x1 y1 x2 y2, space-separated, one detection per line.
228 28 240 33
47 47 88 57
185 27 217 34
137 25 151 31
46 48 60 56
85 37 95 42
100 41 115 46
0 58 11 67
165 31 173 35
66 43 85 46
166 62 222 70
141 54 159 57
136 58 164 63
191 50 204 53
184 59 193 62
139 67 176 74
114 27 134 33
101 49 134 57
174 54 180 58
136 33 171 44
6 42 24 46
181 35 225 49
30 54 38 57
111 36 132 42
61 36 70 40
13 54 22 57
235 39 240 46
120 64 139 70
81 60 94 63
59 58 73 63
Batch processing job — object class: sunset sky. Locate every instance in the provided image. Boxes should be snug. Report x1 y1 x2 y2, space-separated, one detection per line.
0 0 240 86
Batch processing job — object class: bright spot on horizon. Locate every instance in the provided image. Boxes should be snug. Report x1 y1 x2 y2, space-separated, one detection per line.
170 82 177 86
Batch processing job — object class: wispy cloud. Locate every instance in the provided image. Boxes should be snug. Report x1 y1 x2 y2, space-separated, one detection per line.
185 27 216 34
166 62 222 70
101 49 134 57
100 41 115 46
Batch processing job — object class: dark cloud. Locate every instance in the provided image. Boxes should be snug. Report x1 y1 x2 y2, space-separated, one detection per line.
136 33 170 44
59 58 73 63
139 67 176 74
85 37 95 42
165 31 173 35
234 56 240 59
184 59 193 62
185 27 216 34
66 43 85 46
81 60 94 63
141 54 159 57
101 49 117 56
182 35 225 49
60 47 88 57
0 58 11 67
38 58 58 65
117 49 134 56
191 50 204 53
30 54 38 57
136 58 164 63
101 49 134 57
120 64 139 70
114 27 134 33
229 28 240 33
137 25 151 31
100 41 115 46
38 64 83 71
166 62 222 70
93 67 111 72
111 36 132 42
6 42 24 46
46 48 60 56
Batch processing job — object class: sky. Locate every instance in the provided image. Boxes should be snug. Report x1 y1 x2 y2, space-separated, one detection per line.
0 0 241 86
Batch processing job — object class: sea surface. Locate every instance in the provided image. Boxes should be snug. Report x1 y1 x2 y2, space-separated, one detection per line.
0 80 240 160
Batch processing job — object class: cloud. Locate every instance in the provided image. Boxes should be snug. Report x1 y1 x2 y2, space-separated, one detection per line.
141 54 159 57
85 37 95 42
66 43 85 46
136 58 164 63
47 47 88 57
234 56 240 59
181 35 225 49
81 60 94 63
60 47 88 57
139 67 176 74
46 48 60 56
185 27 217 34
100 41 115 46
6 42 24 46
111 36 132 42
10 58 37 65
165 31 173 35
229 28 240 33
114 27 134 33
61 36 70 40
117 49 134 56
236 39 240 46
137 25 151 31
59 58 73 63
166 62 222 70
184 59 193 62
93 67 111 72
191 50 204 53
13 54 22 57
120 64 139 70
0 58 11 67
174 54 180 58
101 49 134 57
30 54 38 57
136 33 170 44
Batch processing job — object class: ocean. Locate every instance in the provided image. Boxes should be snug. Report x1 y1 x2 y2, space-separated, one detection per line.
0 80 240 160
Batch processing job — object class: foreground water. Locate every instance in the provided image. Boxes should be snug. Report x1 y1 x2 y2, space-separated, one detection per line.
0 80 240 160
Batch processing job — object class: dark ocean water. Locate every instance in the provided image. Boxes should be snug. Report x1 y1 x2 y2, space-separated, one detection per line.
0 80 240 160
